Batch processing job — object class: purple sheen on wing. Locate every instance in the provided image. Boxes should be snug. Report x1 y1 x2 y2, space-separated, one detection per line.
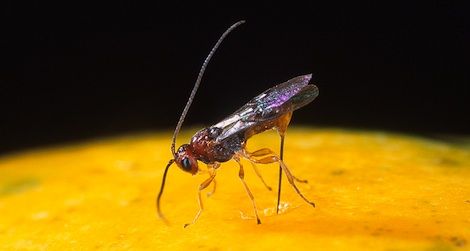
258 74 312 109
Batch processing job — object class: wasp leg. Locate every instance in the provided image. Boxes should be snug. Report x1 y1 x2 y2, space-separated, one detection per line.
246 148 309 184
277 134 285 214
184 169 217 228
198 165 219 197
234 157 261 224
249 148 276 157
241 152 315 208
249 162 272 191
206 178 216 197
275 112 292 214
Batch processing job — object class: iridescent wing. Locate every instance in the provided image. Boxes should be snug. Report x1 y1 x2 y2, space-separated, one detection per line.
213 74 318 142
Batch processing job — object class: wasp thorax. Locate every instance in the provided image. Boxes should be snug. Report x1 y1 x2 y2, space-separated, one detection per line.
175 144 199 175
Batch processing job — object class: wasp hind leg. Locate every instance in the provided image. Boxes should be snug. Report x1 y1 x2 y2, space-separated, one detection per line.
247 148 309 184
234 156 262 224
241 150 315 208
249 161 272 191
184 166 217 228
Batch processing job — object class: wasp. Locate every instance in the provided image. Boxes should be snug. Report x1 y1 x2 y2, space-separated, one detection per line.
156 20 318 227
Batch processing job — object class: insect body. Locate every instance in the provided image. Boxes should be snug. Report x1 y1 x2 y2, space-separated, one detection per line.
157 21 318 227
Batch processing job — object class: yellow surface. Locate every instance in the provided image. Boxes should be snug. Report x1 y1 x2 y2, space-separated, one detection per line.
0 128 469 250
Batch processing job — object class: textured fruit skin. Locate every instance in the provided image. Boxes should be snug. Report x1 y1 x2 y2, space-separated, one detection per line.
0 128 469 250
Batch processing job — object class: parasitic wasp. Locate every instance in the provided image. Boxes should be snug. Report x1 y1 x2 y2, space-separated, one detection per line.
156 20 319 227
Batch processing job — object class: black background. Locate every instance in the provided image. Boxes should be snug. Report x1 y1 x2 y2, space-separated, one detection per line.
1 2 468 154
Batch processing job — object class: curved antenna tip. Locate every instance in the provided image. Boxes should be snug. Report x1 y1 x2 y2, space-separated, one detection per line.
156 159 175 224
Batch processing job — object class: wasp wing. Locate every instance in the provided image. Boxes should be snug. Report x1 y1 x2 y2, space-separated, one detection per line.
213 74 318 142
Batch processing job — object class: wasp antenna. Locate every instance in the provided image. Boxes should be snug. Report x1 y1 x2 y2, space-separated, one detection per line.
170 20 246 156
156 159 175 224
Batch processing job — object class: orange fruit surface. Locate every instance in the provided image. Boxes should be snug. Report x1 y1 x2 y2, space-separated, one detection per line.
0 128 469 250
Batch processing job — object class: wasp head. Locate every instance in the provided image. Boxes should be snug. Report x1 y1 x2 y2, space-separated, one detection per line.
174 144 199 175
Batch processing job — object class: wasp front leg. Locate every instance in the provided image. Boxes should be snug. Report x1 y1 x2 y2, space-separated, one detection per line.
198 169 217 197
184 165 218 228
206 179 217 197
